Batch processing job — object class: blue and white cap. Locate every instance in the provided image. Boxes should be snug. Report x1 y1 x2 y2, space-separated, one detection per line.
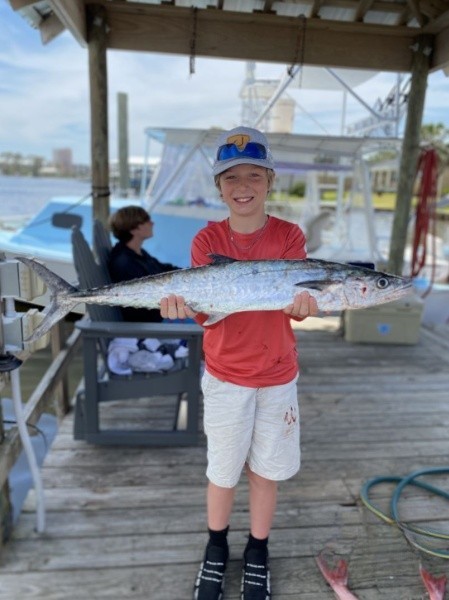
212 126 275 176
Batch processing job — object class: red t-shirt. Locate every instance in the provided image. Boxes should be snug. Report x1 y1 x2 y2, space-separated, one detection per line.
191 216 307 387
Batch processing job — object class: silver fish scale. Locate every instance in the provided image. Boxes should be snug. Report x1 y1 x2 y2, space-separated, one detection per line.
16 256 413 342
73 259 410 314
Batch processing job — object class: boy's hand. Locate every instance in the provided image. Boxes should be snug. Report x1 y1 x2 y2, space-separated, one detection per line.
160 294 197 320
284 291 319 319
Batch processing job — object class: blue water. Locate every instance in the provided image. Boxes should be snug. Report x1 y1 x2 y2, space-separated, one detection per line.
0 174 91 217
1 174 210 268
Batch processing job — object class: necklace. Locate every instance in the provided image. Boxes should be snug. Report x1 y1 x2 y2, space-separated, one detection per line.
228 215 269 251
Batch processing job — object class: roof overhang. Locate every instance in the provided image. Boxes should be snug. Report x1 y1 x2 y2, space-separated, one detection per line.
8 0 449 73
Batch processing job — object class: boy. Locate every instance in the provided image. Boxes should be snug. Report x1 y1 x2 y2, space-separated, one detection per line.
160 126 318 600
108 205 179 322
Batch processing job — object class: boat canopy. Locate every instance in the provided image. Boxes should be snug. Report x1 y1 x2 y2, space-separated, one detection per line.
142 127 401 210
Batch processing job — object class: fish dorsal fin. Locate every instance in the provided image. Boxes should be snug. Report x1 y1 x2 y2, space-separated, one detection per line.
208 254 238 265
295 279 335 291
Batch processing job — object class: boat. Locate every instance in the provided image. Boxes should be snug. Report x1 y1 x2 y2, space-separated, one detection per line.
1 128 448 311
0 128 400 269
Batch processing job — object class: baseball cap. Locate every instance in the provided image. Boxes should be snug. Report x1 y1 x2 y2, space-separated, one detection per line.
212 126 275 176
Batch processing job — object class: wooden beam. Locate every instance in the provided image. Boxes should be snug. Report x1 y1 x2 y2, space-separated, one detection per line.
87 4 110 227
420 0 446 20
307 0 407 13
396 5 412 26
117 92 129 198
260 0 276 13
39 11 65 44
0 397 13 547
309 0 323 18
101 3 418 72
49 0 87 46
354 0 375 22
433 25 449 72
8 0 35 9
406 0 427 27
388 35 433 275
422 5 449 34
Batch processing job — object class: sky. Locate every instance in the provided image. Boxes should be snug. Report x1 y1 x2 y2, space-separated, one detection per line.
2 2 449 166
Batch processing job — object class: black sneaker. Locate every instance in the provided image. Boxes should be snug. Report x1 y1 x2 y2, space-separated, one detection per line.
241 548 271 600
193 544 228 600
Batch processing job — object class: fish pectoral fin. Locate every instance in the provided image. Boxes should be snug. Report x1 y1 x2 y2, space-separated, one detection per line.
203 312 230 326
295 279 334 291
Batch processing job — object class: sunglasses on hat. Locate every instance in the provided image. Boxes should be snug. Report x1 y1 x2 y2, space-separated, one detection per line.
216 142 268 162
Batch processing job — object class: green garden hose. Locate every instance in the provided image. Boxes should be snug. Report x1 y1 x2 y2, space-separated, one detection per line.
360 468 449 559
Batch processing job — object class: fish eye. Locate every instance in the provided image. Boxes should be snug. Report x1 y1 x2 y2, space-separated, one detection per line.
376 277 390 289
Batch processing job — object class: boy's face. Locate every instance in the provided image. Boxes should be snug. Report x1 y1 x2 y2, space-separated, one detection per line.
130 217 153 242
218 164 270 218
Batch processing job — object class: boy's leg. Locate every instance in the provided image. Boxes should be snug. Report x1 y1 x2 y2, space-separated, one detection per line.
194 483 235 600
240 373 300 600
246 468 277 539
207 481 235 530
239 468 274 599
195 373 260 599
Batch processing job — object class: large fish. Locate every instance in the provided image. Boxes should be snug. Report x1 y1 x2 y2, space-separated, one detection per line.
18 254 412 342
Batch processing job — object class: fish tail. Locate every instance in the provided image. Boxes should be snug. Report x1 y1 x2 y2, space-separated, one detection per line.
17 257 80 342
419 565 447 599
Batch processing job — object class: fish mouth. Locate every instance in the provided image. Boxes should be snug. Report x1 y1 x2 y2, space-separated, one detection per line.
383 278 414 302
396 278 413 292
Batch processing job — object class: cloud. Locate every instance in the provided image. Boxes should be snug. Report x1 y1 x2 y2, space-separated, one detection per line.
107 52 247 160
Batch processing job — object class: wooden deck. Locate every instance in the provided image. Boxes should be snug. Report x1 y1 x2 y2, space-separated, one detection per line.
1 318 449 599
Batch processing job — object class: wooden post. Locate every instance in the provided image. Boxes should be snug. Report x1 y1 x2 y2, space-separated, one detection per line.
387 35 433 275
0 481 13 547
0 316 13 547
118 92 129 198
50 323 70 419
87 4 110 228
0 395 13 547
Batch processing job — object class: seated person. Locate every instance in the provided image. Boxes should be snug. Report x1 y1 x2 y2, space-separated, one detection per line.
108 205 179 323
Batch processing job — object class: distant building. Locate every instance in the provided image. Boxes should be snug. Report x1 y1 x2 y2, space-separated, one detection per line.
53 148 73 176
110 156 160 196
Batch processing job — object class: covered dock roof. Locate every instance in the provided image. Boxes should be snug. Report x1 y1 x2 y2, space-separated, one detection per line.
10 0 449 72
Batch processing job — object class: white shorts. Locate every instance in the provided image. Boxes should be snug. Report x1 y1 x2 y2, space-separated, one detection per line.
201 370 300 488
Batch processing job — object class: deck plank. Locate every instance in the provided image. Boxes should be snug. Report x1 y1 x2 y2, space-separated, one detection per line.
1 319 449 599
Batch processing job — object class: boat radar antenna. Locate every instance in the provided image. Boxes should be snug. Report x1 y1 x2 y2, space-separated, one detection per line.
345 73 410 138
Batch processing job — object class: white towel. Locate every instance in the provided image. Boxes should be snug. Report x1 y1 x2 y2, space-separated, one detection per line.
107 337 178 375
107 345 133 375
128 350 174 373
